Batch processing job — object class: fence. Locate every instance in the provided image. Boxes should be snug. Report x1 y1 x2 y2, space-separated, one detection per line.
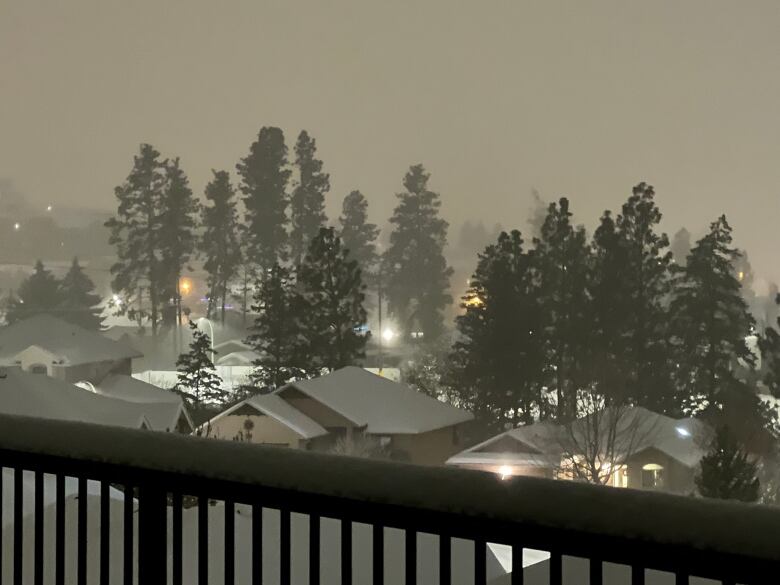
0 412 778 584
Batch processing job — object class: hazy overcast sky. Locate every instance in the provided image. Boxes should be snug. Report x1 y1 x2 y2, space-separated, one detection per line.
1 1 779 280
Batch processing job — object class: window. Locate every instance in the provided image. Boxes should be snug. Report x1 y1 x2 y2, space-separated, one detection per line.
641 463 665 489
29 364 47 375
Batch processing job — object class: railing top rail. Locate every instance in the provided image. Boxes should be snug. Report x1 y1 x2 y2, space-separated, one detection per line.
1 413 779 567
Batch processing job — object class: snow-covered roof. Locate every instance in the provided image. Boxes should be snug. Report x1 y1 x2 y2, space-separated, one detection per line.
448 408 708 469
0 367 184 432
206 393 329 440
95 374 193 432
213 339 252 354
216 350 261 366
0 314 142 367
281 366 473 434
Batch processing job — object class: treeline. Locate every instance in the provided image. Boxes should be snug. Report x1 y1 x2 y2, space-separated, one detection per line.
105 129 453 343
414 184 779 441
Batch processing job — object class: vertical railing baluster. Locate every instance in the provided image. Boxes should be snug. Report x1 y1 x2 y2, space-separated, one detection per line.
198 496 208 585
373 524 384 585
138 483 167 584
13 468 22 585
590 558 602 585
172 493 183 585
78 476 87 585
405 529 416 585
123 485 133 585
0 466 3 585
310 514 320 585
632 564 644 585
252 503 262 585
56 475 65 585
549 551 561 585
439 534 450 585
511 545 523 585
280 509 291 585
225 500 235 585
34 471 43 585
100 480 110 585
474 539 486 585
341 519 352 585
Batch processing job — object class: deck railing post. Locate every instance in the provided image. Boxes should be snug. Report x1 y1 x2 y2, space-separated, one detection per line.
138 481 168 585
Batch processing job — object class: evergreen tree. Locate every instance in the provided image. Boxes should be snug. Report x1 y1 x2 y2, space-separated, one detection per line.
6 260 62 324
339 190 380 280
236 127 291 272
299 227 368 370
670 227 692 267
246 264 306 389
201 170 242 324
669 216 755 414
175 322 227 406
160 157 199 326
105 144 167 335
58 257 103 330
534 198 591 421
696 425 760 502
383 165 452 341
449 230 544 429
290 130 329 265
613 183 674 411
588 210 630 401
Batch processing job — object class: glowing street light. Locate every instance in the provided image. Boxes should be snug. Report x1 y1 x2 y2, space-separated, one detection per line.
498 465 513 480
381 327 396 343
46 205 52 212
179 277 193 296
13 222 20 231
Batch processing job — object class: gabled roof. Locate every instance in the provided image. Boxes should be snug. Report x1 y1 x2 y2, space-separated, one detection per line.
448 408 708 469
213 339 252 354
94 374 193 432
0 315 142 367
0 368 184 432
216 350 261 367
205 393 328 440
281 367 473 434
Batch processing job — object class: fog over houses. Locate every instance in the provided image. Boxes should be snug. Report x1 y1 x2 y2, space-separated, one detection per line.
2 1 780 582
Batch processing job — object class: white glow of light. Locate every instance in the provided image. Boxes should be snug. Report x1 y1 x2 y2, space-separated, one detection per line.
381 328 396 342
498 465 513 480
46 205 52 212
676 426 691 437
13 222 20 230
112 294 122 306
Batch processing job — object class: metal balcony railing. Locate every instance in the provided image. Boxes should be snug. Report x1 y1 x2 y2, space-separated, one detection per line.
0 412 778 584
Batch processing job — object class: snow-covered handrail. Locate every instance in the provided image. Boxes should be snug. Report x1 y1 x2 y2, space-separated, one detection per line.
0 412 777 583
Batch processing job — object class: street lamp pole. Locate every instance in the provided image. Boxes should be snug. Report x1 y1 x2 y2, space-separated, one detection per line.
198 318 215 363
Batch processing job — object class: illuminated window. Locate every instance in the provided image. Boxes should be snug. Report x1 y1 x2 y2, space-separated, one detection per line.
641 463 664 489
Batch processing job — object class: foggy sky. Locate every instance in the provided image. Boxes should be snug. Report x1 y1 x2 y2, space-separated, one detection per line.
2 1 779 282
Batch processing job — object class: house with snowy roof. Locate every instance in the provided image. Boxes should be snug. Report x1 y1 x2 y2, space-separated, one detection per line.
204 366 474 465
0 367 191 432
447 407 709 494
0 314 142 383
0 315 192 432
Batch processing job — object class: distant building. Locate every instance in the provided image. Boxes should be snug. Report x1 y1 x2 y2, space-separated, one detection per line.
0 314 141 383
447 407 709 494
204 367 473 465
0 314 192 432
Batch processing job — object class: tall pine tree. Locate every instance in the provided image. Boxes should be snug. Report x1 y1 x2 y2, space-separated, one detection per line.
58 257 103 330
6 260 62 324
237 127 291 273
383 165 452 341
201 170 242 324
449 230 544 429
670 216 755 414
534 198 591 421
246 264 306 389
339 190 380 281
160 157 199 327
105 144 167 335
289 130 329 266
613 183 674 411
175 321 227 406
298 227 368 371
